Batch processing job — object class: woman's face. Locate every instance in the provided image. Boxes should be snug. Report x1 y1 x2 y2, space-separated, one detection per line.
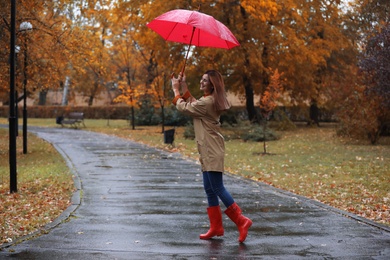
200 74 213 94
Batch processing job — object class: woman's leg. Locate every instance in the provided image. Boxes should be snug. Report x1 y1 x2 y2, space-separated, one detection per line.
200 171 224 239
205 171 252 243
204 171 234 208
202 171 219 206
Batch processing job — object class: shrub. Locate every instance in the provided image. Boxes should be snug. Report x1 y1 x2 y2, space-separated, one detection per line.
336 84 390 144
163 106 191 126
183 122 195 140
241 125 280 142
135 98 159 125
220 109 238 125
271 107 297 131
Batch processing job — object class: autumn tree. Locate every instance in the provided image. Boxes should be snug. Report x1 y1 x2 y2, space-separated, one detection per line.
337 81 384 143
350 0 389 107
0 0 371 131
0 1 11 101
0 1 58 103
109 1 175 128
360 25 390 110
23 2 75 106
113 0 193 128
0 0 91 106
182 0 355 123
259 69 283 154
265 0 356 114
113 81 143 129
338 25 389 144
61 2 114 106
149 73 171 133
108 2 138 128
336 0 389 143
186 1 278 122
349 0 390 39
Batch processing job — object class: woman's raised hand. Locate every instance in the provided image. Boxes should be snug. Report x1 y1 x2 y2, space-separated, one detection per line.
179 73 188 93
171 75 181 96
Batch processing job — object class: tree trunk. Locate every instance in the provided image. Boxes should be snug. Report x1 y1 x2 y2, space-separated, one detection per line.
161 105 165 133
88 82 99 106
240 5 257 123
88 95 94 106
130 104 135 130
61 76 70 106
243 73 257 122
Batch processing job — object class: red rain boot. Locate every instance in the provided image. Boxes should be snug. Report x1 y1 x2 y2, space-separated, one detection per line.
225 202 252 243
200 206 224 240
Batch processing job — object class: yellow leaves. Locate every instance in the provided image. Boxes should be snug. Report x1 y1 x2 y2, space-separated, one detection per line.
0 128 74 245
0 183 72 245
241 0 279 22
114 82 147 107
260 69 283 114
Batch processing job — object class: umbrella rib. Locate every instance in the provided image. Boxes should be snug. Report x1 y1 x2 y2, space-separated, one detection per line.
189 26 196 45
165 22 180 40
195 28 200 46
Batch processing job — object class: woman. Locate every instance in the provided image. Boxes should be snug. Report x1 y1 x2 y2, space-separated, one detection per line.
171 70 252 243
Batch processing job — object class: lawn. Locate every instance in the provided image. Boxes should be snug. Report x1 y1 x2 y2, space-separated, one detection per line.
0 117 389 246
0 125 74 245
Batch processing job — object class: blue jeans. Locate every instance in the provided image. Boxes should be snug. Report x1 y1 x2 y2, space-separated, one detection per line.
203 171 234 208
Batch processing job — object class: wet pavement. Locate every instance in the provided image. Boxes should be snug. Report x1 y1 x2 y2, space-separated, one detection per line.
1 126 389 259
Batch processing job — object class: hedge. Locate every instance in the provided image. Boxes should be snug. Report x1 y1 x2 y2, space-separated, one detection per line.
0 105 134 119
0 105 337 125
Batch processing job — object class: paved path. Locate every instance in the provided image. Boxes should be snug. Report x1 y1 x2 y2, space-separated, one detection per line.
1 127 389 259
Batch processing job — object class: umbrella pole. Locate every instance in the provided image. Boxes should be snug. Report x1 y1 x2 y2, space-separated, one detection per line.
180 26 196 77
181 4 201 76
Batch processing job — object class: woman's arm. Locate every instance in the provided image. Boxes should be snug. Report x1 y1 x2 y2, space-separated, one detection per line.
171 77 181 97
179 73 188 94
176 98 207 118
179 74 198 102
172 74 196 103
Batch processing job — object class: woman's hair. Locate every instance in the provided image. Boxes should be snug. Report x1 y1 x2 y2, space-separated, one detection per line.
205 70 231 112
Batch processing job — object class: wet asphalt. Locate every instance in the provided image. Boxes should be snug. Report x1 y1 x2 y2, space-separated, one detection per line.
0 126 389 259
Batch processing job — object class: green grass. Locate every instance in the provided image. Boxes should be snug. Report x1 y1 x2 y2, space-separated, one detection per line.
0 118 389 227
224 127 389 221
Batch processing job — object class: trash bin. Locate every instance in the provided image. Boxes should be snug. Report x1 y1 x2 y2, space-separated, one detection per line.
164 129 175 144
56 116 64 125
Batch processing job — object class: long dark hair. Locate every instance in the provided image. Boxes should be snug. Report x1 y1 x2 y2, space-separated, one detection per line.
205 70 231 112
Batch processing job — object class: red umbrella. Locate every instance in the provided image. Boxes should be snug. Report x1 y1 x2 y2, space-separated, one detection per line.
147 9 240 75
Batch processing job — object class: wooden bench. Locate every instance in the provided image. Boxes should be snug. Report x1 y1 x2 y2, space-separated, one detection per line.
57 112 86 129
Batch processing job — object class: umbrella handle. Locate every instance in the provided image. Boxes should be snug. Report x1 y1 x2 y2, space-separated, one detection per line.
170 72 183 82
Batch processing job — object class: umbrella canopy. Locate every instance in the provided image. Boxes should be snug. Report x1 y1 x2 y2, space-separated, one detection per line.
147 9 240 50
147 9 239 75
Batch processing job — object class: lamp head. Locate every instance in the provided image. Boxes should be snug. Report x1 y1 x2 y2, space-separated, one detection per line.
20 22 33 32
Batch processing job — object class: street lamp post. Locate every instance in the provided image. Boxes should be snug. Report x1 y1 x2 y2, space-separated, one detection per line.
20 21 32 154
9 0 17 193
14 46 20 137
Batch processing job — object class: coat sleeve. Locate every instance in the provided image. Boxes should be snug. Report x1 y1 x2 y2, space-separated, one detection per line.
182 90 196 103
175 97 207 118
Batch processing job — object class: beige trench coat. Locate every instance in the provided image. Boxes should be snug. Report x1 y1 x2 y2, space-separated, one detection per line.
175 94 225 172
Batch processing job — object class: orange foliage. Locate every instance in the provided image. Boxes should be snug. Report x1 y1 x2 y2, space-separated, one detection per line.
260 69 283 117
0 0 365 116
337 82 386 144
